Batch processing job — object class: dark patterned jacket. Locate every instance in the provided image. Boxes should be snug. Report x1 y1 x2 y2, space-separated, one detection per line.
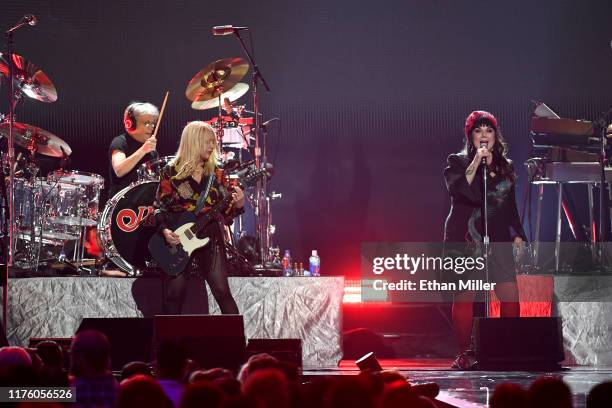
443 152 527 243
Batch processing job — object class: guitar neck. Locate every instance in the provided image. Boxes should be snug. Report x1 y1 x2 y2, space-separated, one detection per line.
189 178 250 235
190 195 232 235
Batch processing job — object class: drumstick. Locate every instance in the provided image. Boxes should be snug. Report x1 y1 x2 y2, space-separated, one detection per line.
152 91 169 139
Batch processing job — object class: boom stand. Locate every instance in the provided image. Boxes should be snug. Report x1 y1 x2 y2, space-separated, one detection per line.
230 29 272 266
2 17 37 334
3 28 19 335
482 163 490 318
595 107 612 272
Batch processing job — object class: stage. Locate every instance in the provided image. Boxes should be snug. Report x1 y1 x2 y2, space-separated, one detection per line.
4 274 612 406
6 274 612 363
3 276 344 368
304 359 612 407
5 273 612 365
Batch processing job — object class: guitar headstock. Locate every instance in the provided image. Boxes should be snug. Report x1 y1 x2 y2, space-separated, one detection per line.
237 167 269 189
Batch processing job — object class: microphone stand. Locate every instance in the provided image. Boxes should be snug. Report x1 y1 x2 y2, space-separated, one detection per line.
230 29 272 266
1 15 35 336
481 156 490 318
3 28 18 336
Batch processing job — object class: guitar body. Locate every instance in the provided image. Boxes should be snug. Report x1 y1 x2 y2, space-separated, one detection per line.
148 211 211 276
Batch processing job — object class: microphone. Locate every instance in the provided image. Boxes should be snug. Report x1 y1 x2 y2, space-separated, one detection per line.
212 25 248 36
480 141 488 166
243 109 263 117
6 14 37 33
59 146 70 169
23 14 37 26
261 118 280 128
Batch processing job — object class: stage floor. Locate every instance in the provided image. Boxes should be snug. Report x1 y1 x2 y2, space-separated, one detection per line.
303 359 612 407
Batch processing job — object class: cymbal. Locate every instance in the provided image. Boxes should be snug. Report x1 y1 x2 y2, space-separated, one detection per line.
0 53 57 103
191 83 249 110
185 58 249 102
0 122 71 157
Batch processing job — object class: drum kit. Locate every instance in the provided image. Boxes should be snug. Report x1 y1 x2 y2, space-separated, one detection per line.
1 46 279 276
0 53 106 272
186 56 280 272
96 56 281 276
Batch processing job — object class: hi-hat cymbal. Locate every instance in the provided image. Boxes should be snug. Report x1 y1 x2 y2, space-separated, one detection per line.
191 83 249 110
0 122 71 157
185 58 249 102
0 53 57 103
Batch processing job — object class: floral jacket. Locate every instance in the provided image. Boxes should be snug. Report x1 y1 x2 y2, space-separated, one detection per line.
153 164 243 233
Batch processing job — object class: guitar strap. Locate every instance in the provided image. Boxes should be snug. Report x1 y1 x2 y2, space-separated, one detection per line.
194 174 214 214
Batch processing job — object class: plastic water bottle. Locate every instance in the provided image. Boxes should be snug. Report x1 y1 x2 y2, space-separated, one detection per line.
300 262 309 277
282 250 293 276
309 250 320 277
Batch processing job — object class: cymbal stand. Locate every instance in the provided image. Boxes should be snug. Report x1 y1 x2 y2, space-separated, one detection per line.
260 121 280 256
0 114 8 263
230 29 272 265
3 23 20 334
214 92 227 159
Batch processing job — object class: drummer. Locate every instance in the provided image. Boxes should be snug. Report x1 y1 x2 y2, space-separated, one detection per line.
108 102 159 197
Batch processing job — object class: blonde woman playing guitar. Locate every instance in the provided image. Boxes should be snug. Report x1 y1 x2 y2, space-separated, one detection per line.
151 121 244 315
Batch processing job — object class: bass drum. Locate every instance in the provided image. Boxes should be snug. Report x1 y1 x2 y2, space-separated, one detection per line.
98 181 159 275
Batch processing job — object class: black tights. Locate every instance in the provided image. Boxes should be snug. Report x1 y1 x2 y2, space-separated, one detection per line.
163 242 239 315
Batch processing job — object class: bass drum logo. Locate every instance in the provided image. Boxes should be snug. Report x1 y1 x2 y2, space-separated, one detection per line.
116 206 155 232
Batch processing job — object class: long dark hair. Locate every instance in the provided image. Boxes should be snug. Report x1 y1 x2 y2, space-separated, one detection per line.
460 117 515 182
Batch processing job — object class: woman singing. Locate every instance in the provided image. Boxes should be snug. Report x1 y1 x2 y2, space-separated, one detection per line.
153 121 243 315
443 110 526 369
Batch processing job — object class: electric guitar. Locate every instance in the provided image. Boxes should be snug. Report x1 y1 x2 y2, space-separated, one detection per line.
148 168 265 275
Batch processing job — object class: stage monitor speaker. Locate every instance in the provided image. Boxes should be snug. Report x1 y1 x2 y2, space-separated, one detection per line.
154 314 246 372
474 317 564 371
76 317 154 371
246 339 302 369
342 328 395 359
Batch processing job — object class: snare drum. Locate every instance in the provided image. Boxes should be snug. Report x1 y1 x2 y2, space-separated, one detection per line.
137 156 175 182
46 170 104 226
98 181 159 275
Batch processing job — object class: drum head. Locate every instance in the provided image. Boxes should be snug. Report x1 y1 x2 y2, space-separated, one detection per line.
102 181 158 273
49 170 105 186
